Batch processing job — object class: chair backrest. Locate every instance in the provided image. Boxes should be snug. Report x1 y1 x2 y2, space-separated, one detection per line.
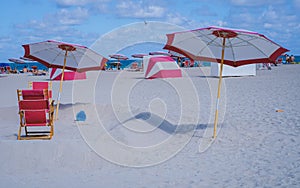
19 99 49 111
17 89 49 101
29 81 52 90
23 110 47 126
29 81 52 98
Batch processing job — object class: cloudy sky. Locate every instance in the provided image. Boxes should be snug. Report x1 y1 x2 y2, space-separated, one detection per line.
0 0 299 62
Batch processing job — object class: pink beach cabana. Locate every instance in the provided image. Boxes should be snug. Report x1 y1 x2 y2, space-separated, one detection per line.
143 55 182 79
49 68 86 81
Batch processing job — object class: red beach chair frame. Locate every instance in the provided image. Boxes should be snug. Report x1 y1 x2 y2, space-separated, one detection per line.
17 89 54 140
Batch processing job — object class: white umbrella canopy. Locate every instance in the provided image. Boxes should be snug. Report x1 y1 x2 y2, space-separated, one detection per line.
22 40 108 119
164 26 289 138
22 40 108 72
164 26 288 67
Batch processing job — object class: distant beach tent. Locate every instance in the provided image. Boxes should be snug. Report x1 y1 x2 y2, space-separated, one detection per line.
143 55 182 79
49 68 86 81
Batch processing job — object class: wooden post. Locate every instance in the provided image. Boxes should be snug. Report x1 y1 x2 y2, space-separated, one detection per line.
213 37 226 139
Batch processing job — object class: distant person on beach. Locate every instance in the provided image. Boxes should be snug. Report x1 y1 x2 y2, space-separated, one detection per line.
23 66 28 73
285 54 291 64
290 55 295 63
12 67 18 74
263 63 272 70
177 57 182 66
190 60 194 67
32 69 38 75
275 58 282 66
184 60 189 67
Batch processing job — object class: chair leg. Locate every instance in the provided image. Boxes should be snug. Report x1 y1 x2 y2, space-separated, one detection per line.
50 124 54 137
25 126 28 136
18 126 22 140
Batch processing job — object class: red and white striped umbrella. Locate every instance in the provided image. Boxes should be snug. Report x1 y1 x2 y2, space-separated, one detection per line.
164 26 289 138
131 53 148 58
164 26 288 67
20 56 36 61
149 51 171 56
109 54 128 60
22 40 108 119
8 58 25 64
23 40 108 72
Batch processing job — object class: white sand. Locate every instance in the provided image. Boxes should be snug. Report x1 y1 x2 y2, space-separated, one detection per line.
0 65 299 187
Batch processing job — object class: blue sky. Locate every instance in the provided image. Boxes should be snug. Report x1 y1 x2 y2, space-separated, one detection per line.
1 0 300 62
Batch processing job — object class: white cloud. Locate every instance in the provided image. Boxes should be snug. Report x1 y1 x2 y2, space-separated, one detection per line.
230 0 285 6
294 0 300 8
13 7 94 45
166 13 187 26
261 6 279 20
92 4 109 13
215 20 228 27
223 3 299 52
193 6 217 17
53 7 89 25
259 6 299 32
55 0 110 7
0 36 12 43
116 1 165 18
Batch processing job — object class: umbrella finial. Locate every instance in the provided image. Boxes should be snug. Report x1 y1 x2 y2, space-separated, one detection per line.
58 44 76 51
213 29 238 38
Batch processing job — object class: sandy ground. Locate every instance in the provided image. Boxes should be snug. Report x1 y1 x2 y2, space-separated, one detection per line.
0 64 299 187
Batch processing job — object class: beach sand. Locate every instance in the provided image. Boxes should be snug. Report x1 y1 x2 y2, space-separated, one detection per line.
0 65 299 187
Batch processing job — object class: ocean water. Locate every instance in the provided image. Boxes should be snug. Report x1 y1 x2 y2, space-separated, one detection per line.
294 55 300 62
0 62 48 71
1 61 136 71
108 59 137 69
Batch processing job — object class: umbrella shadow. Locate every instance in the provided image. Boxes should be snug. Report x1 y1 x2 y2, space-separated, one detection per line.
55 102 90 110
198 75 217 78
132 77 145 80
194 75 247 79
122 112 207 134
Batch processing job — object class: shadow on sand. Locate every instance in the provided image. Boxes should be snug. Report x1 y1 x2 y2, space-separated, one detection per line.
122 111 207 134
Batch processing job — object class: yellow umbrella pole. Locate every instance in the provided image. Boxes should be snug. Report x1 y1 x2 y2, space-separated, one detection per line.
213 37 226 139
55 50 68 120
